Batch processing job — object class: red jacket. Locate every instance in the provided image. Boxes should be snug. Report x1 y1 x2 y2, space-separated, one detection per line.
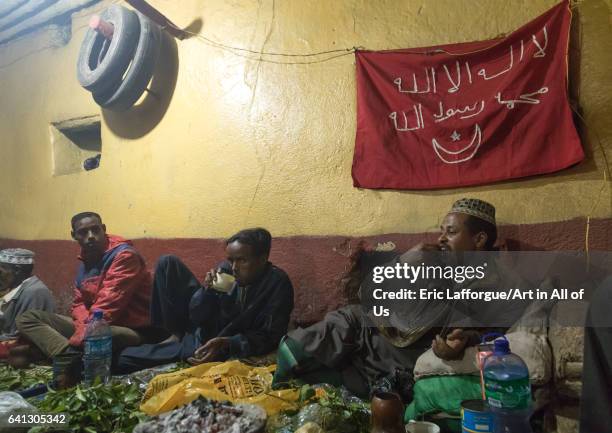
69 235 152 346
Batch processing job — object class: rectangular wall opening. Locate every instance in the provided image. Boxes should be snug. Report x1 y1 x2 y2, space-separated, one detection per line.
50 115 101 176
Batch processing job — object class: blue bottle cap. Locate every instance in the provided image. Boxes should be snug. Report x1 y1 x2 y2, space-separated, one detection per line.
92 310 104 320
494 338 510 354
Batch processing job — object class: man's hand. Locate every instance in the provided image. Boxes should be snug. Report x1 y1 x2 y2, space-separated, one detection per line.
432 329 468 360
187 337 230 365
203 268 217 289
68 326 87 348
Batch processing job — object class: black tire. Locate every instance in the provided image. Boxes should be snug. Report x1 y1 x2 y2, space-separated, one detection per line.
93 13 161 112
77 5 140 94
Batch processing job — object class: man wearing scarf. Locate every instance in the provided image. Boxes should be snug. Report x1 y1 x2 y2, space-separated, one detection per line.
273 198 521 398
0 248 54 340
116 227 294 373
579 276 612 433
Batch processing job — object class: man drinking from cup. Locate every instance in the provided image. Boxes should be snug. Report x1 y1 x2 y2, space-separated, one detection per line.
116 227 294 372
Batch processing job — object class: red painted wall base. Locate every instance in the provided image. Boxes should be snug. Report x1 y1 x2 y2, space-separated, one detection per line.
1 217 610 323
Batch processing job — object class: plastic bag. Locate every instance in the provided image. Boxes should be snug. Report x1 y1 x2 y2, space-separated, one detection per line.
0 392 37 433
295 403 333 426
295 422 324 433
116 362 181 392
134 397 266 433
140 360 299 416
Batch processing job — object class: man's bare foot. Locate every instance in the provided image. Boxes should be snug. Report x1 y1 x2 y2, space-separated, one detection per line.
8 355 30 369
160 334 181 344
8 344 31 357
8 344 46 365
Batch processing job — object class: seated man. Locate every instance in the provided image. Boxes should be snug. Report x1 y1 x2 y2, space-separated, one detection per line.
0 248 54 340
116 227 294 373
273 198 513 398
579 276 612 433
15 212 152 364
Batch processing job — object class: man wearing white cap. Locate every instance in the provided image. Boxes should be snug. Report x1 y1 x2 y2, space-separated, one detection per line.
0 248 54 339
273 198 514 398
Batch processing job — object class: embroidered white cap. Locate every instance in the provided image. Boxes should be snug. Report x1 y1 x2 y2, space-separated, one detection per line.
450 198 496 225
0 248 35 265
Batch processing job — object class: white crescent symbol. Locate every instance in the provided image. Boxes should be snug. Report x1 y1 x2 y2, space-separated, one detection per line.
431 124 482 164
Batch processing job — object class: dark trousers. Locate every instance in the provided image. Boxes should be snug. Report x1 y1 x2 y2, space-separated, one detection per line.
579 278 612 433
115 255 201 373
286 305 432 398
150 255 201 335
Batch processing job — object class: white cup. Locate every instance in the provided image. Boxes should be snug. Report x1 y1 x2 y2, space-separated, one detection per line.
405 420 440 433
212 272 235 292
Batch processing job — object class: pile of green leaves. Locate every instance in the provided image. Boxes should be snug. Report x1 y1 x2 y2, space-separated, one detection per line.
28 380 147 433
0 363 201 433
267 385 370 433
0 365 52 391
307 386 369 433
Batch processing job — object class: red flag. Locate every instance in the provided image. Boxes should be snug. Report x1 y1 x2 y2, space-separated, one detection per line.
352 1 583 190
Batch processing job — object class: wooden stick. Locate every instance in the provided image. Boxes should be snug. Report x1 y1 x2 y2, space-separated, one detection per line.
125 0 186 40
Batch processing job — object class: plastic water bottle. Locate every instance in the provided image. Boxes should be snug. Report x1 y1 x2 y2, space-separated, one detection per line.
483 337 533 433
83 309 112 385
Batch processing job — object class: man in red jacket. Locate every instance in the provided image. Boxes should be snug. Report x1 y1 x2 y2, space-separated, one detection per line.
15 212 152 364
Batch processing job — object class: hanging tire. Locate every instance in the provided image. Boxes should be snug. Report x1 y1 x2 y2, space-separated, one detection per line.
77 5 140 94
93 13 161 112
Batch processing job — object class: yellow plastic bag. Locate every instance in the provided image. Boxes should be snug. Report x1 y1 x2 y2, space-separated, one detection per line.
140 360 300 416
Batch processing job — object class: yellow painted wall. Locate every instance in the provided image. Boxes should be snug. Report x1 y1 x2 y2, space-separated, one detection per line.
0 0 610 240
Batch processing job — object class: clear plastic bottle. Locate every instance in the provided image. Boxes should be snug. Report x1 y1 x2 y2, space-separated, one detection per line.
483 338 533 433
83 309 112 385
